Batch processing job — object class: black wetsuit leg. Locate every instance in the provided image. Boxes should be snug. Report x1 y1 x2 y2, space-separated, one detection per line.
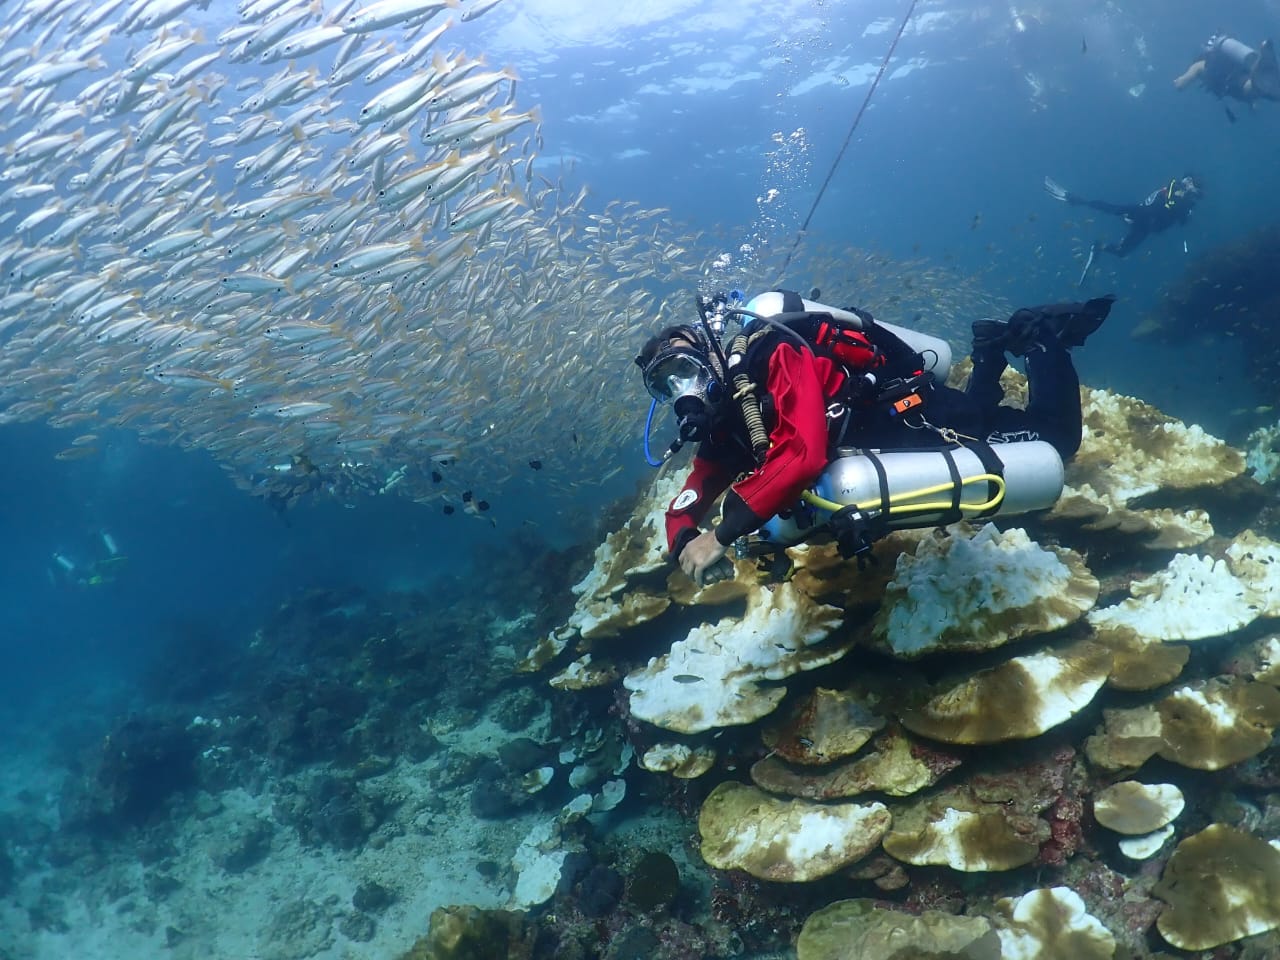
1072 199 1148 257
1100 225 1148 257
982 343 1082 459
965 340 1009 414
1075 198 1140 217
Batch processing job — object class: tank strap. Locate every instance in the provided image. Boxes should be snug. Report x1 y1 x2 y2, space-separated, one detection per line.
962 440 1007 519
863 449 892 516
941 447 963 520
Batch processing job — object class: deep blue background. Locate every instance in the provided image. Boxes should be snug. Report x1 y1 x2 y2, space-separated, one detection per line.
4 0 1279 723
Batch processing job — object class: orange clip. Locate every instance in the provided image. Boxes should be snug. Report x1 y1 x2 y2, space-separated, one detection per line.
892 394 923 414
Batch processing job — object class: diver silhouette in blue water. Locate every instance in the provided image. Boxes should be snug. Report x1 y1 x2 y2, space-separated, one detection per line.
50 530 127 588
1174 35 1280 108
1044 175 1203 285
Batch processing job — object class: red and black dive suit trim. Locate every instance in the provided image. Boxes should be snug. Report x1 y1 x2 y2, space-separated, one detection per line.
665 308 930 559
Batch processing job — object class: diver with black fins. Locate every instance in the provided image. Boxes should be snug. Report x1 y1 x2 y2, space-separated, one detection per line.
636 289 1115 587
1175 34 1280 109
1044 175 1202 286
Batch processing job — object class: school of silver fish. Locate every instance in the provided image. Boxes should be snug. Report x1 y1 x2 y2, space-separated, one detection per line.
0 0 1007 517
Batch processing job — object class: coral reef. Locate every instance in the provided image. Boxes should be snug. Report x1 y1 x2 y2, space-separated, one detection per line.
760 687 887 765
796 898 1000 959
1085 677 1280 771
698 782 891 882
872 524 1098 658
752 725 960 800
623 584 847 734
1092 781 1184 835
397 906 535 960
991 887 1115 959
1152 824 1280 950
60 714 200 831
897 640 1113 744
525 378 1280 957
24 377 1280 960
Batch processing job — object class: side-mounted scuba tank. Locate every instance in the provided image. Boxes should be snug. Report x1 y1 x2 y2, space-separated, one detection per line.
741 290 954 383
759 440 1065 555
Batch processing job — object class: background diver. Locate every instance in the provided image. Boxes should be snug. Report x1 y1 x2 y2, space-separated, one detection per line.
50 529 127 588
1174 34 1280 110
636 290 1115 587
1044 175 1202 285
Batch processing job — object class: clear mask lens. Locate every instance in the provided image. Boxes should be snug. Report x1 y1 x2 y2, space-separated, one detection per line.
645 352 711 402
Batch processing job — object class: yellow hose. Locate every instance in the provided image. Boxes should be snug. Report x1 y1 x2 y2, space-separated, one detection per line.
800 473 1007 518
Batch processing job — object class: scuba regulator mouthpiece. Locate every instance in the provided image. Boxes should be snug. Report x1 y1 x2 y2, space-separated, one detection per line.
674 391 719 443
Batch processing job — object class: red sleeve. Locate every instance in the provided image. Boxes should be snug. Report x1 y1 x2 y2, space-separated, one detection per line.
725 344 842 528
664 451 735 555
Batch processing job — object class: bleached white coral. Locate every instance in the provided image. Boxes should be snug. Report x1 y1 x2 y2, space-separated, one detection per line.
1245 421 1280 485
508 819 568 910
1089 553 1253 642
623 581 846 734
993 887 1115 959
874 524 1096 657
641 743 716 778
1089 531 1280 647
1076 389 1245 502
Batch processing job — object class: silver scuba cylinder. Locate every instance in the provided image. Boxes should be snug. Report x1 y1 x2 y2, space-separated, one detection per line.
759 441 1064 546
1215 37 1259 70
742 290 953 381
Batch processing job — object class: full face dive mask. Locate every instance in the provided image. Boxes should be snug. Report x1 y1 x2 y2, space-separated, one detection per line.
641 347 725 443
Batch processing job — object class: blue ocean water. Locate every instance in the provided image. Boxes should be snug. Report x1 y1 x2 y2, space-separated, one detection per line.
6 0 1278 725
2 1 1280 953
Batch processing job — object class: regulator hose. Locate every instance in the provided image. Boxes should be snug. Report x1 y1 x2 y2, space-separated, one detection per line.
728 332 770 460
800 473 1007 519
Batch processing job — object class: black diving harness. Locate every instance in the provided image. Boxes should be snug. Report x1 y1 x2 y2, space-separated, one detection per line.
645 294 1010 572
714 302 1010 568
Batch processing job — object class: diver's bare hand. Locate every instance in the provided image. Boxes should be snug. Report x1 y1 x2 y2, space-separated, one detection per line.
680 531 732 587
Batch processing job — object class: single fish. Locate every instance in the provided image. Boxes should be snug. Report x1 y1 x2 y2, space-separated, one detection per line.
343 0 458 34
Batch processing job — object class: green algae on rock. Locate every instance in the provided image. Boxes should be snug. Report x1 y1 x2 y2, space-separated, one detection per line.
1153 823 1280 951
796 898 1001 960
698 781 890 882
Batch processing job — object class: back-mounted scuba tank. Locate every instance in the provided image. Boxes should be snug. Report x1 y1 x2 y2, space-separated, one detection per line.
759 440 1065 554
741 291 954 382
